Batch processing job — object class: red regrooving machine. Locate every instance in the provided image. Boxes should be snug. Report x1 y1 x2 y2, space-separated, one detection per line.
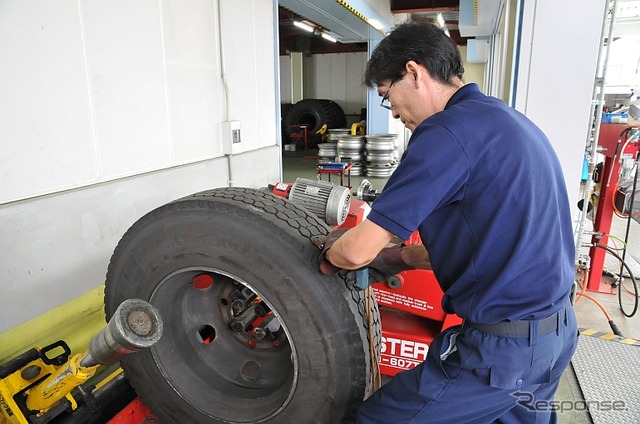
347 203 463 376
272 177 462 377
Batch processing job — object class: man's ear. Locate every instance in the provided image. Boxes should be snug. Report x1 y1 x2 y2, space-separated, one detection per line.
405 60 428 86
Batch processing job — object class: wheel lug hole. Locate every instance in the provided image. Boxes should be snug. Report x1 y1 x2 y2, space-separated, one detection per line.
240 361 260 381
198 324 216 345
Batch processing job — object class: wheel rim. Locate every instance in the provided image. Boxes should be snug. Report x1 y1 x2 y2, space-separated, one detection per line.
148 267 298 423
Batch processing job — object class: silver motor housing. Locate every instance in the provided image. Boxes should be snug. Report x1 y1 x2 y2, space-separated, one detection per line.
288 178 351 226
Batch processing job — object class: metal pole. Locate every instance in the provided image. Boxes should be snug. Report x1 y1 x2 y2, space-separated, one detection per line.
574 0 620 261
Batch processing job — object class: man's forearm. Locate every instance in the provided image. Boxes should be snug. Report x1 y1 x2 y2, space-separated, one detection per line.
326 220 395 269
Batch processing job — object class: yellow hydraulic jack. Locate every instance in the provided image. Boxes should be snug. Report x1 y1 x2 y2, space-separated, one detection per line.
0 299 162 424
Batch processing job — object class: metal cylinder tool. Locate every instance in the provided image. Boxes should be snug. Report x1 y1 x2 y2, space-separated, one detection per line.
85 298 163 367
23 299 163 415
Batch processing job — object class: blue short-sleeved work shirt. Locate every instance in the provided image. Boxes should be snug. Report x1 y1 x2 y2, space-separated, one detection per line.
367 83 575 323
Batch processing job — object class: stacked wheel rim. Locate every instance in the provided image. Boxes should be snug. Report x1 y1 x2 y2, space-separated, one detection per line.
365 134 399 177
327 128 351 142
337 135 365 176
317 143 338 163
318 128 350 164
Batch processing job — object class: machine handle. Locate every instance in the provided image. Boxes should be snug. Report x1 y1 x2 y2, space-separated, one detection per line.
39 340 72 366
0 340 71 380
0 347 39 379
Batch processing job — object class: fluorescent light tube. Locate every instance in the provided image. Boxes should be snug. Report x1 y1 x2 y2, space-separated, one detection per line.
293 21 314 33
322 33 337 43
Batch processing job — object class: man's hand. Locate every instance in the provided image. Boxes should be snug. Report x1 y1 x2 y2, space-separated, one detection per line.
313 228 349 275
368 244 431 282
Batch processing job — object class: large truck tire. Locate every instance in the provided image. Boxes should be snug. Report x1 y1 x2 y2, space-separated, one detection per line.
104 187 380 424
285 99 346 146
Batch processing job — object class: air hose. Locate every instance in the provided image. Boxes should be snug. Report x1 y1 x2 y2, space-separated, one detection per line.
592 243 639 318
576 269 622 336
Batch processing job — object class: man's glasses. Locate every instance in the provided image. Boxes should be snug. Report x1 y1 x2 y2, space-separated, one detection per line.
380 80 397 110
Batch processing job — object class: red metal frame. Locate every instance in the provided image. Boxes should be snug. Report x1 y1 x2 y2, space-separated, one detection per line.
288 124 309 149
317 162 352 187
587 123 640 293
107 397 158 424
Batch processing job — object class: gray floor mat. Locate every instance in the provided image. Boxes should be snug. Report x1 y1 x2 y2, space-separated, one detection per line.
571 332 640 424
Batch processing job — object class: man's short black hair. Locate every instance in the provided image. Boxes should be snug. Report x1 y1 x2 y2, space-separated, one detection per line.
364 20 464 88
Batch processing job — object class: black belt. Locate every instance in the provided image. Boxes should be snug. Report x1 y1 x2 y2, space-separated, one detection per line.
466 305 566 338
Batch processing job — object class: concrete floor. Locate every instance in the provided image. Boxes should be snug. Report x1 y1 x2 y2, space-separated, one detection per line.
282 147 640 424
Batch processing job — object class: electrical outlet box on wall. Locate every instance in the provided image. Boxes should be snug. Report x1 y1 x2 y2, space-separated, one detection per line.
222 120 242 154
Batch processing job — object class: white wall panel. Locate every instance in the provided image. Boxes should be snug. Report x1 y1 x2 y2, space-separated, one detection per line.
254 0 278 147
279 56 293 104
0 159 230 331
166 65 223 161
162 0 223 160
304 55 328 98
330 55 348 105
345 53 367 116
162 0 217 67
219 1 260 151
0 0 97 202
80 0 172 177
515 0 605 215
229 146 282 188
304 52 367 116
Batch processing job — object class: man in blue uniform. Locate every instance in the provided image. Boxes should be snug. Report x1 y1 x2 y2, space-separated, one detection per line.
318 21 578 423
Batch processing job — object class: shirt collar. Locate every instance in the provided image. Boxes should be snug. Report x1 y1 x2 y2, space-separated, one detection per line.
444 83 482 110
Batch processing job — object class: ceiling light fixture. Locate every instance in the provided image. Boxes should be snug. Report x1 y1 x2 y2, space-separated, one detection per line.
321 33 337 43
293 21 314 33
436 12 450 38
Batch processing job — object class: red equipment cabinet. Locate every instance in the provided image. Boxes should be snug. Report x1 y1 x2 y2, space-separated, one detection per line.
373 270 445 322
378 307 441 376
372 266 462 376
587 123 640 293
341 199 462 376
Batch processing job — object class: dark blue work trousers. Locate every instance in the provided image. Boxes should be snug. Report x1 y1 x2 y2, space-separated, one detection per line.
357 303 578 423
